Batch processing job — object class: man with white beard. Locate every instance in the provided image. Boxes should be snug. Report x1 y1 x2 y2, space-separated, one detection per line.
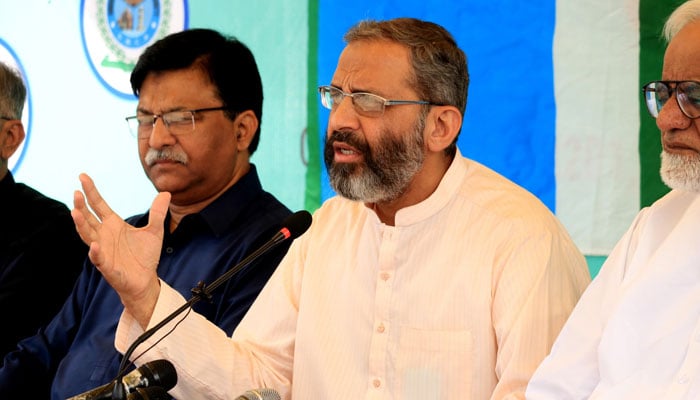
526 1 700 398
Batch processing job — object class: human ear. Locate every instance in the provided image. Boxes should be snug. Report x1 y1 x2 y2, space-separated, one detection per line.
231 110 258 151
0 120 25 160
425 106 461 153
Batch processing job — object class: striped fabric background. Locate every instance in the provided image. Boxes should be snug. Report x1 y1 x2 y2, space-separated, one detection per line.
305 0 685 275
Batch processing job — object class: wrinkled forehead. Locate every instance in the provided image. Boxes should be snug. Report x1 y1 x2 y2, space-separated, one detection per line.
332 40 415 96
663 20 700 80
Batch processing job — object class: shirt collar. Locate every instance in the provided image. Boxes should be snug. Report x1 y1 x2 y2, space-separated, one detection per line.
133 164 265 237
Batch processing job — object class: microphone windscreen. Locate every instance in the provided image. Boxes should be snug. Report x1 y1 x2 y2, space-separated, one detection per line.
138 359 178 390
282 210 312 240
237 388 281 400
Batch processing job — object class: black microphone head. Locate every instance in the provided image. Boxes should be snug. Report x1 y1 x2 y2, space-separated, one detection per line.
282 210 312 240
126 386 171 400
138 359 178 391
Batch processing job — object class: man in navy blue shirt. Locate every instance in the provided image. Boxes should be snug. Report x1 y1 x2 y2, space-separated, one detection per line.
0 29 293 399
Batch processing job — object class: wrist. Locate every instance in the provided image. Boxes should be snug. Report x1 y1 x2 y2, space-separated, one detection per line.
123 279 161 329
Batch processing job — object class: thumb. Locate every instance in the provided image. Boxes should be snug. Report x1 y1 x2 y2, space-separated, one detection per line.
148 192 171 229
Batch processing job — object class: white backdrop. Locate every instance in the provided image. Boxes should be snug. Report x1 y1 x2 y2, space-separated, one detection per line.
1 0 308 218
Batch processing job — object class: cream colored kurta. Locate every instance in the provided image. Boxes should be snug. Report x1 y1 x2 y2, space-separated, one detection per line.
116 150 590 400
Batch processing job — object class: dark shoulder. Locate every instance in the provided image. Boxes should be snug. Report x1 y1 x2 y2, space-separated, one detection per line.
13 182 71 217
0 183 85 253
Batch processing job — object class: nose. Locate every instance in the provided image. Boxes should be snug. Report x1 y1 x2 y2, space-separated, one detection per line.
327 96 360 134
327 94 360 136
656 93 692 132
148 116 176 148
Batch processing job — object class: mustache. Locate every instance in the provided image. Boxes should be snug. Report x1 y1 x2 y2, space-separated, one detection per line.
326 130 370 154
144 147 188 166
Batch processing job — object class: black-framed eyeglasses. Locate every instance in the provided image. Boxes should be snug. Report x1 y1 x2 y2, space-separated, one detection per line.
318 85 438 117
642 80 700 119
125 106 227 139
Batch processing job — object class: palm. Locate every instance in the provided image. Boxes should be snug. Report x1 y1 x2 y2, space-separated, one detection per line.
72 173 170 297
98 208 163 291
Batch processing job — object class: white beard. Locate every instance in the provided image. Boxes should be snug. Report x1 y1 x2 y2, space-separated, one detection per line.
660 150 700 192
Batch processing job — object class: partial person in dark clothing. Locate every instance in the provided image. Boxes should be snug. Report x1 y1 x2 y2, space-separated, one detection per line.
0 29 293 400
0 61 86 356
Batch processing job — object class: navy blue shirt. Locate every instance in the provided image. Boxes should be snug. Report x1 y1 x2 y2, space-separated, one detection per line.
0 165 292 399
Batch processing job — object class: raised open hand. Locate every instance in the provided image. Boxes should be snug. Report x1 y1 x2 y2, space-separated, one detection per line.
71 173 171 326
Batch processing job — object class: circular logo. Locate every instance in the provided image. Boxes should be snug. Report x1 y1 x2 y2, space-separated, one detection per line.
80 0 188 99
0 40 32 174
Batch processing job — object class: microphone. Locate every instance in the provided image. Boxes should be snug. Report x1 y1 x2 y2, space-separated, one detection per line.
66 359 177 400
112 211 312 399
197 210 312 297
235 388 281 400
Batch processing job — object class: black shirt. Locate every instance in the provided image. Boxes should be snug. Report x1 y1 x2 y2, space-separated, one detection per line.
0 172 87 356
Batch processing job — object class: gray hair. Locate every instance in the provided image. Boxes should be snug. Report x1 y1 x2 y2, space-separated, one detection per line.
0 62 26 119
344 18 469 156
664 0 700 41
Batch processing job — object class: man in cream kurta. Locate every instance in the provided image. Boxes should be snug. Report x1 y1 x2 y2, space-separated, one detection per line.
76 18 590 400
116 150 590 399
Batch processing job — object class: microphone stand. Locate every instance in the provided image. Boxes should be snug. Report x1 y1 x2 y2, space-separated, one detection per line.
111 233 290 399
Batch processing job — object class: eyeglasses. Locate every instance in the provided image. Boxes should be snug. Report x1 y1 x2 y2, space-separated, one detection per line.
318 85 437 117
642 80 700 119
125 106 227 139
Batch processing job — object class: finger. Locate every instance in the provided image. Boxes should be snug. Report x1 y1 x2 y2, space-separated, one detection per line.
71 205 93 246
79 173 119 221
72 190 100 242
87 242 106 272
148 192 170 225
147 192 171 233
73 179 103 233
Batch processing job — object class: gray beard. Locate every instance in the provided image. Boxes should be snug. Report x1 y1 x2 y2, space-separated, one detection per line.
660 150 700 193
325 113 426 203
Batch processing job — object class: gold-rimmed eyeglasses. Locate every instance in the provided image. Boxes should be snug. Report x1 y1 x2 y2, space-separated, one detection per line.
125 106 227 139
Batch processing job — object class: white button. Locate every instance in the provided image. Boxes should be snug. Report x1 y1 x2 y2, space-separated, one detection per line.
380 272 390 281
373 379 381 388
679 375 689 384
377 323 385 333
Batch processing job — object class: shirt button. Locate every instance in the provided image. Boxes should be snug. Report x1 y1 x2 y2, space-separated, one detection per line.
377 323 385 333
165 247 174 254
373 379 381 388
380 272 390 281
679 375 689 384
